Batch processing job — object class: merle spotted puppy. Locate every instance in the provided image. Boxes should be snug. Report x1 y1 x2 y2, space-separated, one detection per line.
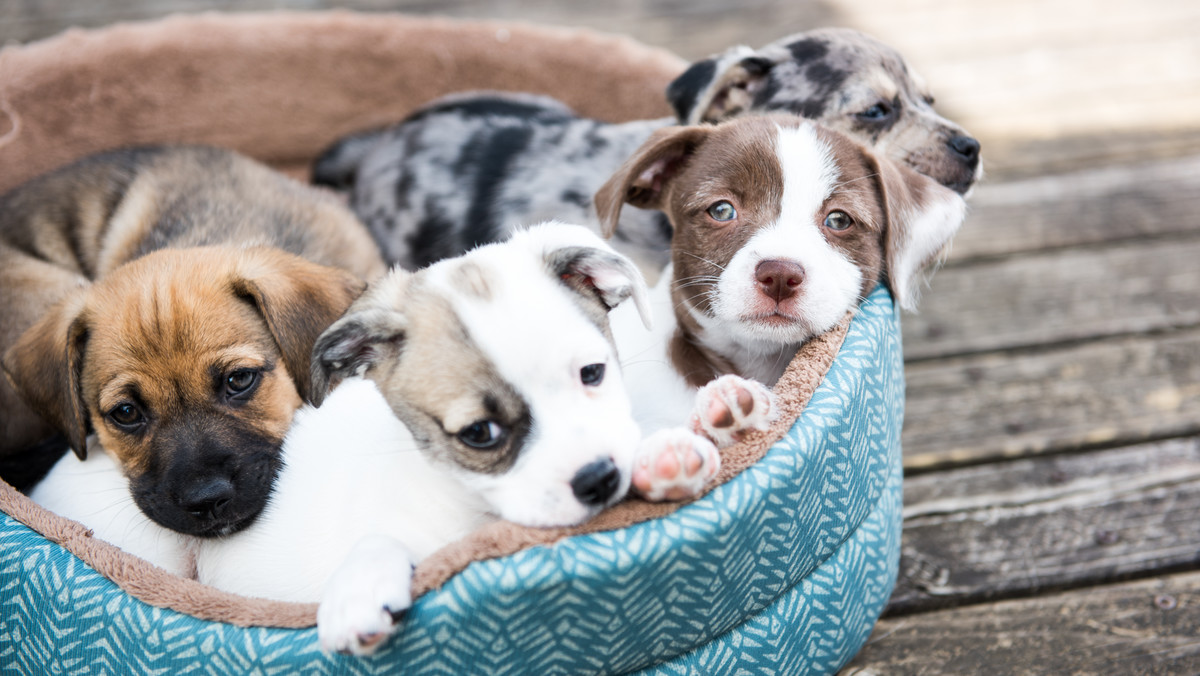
314 27 981 273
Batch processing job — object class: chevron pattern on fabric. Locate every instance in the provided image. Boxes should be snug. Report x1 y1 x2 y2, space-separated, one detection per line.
0 285 903 675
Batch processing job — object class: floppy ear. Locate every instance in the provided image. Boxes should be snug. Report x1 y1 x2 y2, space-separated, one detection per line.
230 249 367 404
666 45 777 125
309 271 411 406
870 154 968 311
538 227 653 330
2 292 92 459
593 125 711 240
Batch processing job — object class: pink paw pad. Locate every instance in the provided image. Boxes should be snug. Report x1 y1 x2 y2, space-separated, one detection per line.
694 374 777 448
632 428 721 502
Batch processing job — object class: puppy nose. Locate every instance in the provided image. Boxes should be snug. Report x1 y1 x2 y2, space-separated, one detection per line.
180 476 235 519
571 458 621 507
947 135 981 165
755 260 805 303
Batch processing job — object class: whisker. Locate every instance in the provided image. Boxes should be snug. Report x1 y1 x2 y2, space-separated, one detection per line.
678 251 727 271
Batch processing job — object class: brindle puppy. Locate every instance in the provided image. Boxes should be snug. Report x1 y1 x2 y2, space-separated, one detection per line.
1 146 386 536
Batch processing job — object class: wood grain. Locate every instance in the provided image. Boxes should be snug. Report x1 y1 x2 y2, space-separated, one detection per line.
904 235 1200 360
902 328 1200 469
892 437 1200 614
949 154 1200 262
844 571 1200 675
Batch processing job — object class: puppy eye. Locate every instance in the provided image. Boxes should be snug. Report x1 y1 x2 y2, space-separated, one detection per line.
857 102 892 121
823 211 854 232
923 94 936 106
224 368 260 399
707 201 737 222
457 420 508 450
107 403 145 431
580 363 606 386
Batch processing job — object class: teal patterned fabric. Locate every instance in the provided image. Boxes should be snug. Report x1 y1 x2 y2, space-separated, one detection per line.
0 285 903 675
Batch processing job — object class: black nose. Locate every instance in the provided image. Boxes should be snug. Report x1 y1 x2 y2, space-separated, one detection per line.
180 476 236 519
947 135 981 165
571 458 621 506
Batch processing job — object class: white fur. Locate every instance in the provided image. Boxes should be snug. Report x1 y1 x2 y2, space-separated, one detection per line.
423 236 641 527
30 444 193 577
888 194 967 311
194 377 490 602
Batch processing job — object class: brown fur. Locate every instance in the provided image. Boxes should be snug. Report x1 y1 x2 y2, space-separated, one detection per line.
596 115 946 387
4 247 367 534
313 267 532 477
0 146 384 527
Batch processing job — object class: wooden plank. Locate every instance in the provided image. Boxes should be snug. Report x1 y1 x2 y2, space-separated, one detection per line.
902 327 1200 470
904 235 1200 360
983 128 1200 182
891 437 1200 614
843 571 1200 675
951 154 1200 261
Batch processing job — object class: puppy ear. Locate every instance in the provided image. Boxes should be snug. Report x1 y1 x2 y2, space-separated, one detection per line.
666 45 777 125
310 308 407 407
544 239 652 329
593 125 710 239
230 249 367 404
2 292 92 459
870 153 968 311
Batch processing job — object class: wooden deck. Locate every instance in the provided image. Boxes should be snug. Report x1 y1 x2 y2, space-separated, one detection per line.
6 0 1200 672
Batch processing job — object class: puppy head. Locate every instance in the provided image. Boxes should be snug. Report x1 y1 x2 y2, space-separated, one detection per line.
595 115 965 349
2 246 364 536
665 27 981 195
313 224 649 528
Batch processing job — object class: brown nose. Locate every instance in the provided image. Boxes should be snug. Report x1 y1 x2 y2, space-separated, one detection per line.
755 259 804 303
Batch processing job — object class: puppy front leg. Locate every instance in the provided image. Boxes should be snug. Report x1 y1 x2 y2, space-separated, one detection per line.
631 374 777 502
692 374 778 448
318 534 414 656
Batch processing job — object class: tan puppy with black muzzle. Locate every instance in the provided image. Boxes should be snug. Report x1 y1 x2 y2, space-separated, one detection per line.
1 145 386 537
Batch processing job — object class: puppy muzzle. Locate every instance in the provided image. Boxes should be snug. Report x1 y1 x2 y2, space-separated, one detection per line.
132 443 281 537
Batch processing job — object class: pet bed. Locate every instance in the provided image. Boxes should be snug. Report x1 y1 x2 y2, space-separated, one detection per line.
0 13 902 674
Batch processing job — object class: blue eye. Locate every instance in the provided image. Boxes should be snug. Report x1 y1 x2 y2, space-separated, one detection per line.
823 210 854 231
858 102 891 120
707 201 737 222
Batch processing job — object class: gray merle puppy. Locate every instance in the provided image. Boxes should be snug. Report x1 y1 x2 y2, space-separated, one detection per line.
314 27 981 273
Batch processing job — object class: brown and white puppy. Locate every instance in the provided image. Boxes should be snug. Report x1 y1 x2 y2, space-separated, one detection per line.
597 114 967 498
1 146 386 535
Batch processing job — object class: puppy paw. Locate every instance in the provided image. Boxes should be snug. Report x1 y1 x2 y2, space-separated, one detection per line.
693 374 777 448
631 428 721 502
318 535 415 656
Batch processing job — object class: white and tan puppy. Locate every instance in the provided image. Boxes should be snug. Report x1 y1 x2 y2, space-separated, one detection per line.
599 114 968 499
192 224 651 653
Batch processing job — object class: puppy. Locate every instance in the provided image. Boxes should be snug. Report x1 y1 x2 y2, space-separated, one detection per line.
188 224 651 654
2 146 386 536
312 27 980 273
597 114 968 499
